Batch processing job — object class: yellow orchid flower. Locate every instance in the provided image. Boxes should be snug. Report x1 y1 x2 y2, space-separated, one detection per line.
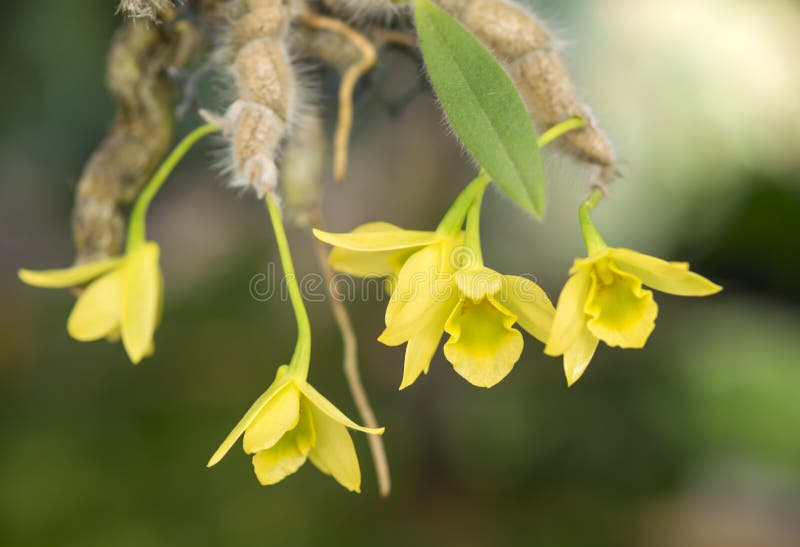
545 191 722 386
206 193 385 492
314 223 462 388
17 125 220 365
207 365 384 492
377 249 555 389
18 242 163 364
314 173 555 389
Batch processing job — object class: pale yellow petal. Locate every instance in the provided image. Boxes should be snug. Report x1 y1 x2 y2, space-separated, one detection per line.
454 267 503 301
293 399 317 455
329 247 417 278
544 269 592 357
242 383 301 454
207 366 292 467
499 275 554 343
120 243 161 364
251 398 315 486
313 225 441 251
327 222 417 277
382 244 439 322
380 244 451 345
307 402 361 493
397 294 457 389
67 271 123 341
584 264 658 348
563 326 599 387
399 332 439 390
443 298 523 388
252 438 307 485
610 248 722 296
299 381 384 434
18 257 124 288
134 273 163 358
329 248 399 278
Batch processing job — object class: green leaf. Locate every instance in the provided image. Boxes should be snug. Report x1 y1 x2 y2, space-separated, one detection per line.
413 0 545 216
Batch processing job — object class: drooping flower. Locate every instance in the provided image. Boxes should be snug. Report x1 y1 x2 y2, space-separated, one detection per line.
314 225 554 389
15 128 218 365
313 224 460 388
545 247 722 386
207 365 384 492
18 242 163 364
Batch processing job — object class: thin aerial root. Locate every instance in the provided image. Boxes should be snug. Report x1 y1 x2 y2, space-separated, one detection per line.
299 13 376 182
373 28 417 49
310 210 392 497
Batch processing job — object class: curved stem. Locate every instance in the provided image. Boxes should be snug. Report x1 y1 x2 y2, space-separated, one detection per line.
266 194 311 378
464 185 485 267
436 170 492 235
579 189 607 254
126 124 221 251
298 12 376 182
538 117 587 149
373 28 417 48
309 210 392 497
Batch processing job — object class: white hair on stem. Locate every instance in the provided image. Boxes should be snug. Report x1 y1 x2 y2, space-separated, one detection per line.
117 0 176 20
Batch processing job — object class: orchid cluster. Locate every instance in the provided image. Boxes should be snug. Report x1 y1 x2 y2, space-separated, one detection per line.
18 122 720 493
18 0 721 495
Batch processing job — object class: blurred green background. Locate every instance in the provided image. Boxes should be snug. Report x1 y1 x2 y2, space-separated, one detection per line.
2 0 799 545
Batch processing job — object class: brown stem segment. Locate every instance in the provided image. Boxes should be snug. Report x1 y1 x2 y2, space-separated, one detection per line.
373 29 418 49
71 11 205 263
310 210 392 497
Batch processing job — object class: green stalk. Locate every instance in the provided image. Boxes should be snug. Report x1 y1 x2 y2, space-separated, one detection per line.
266 194 311 379
538 117 587 148
578 189 607 254
125 124 221 251
464 184 486 267
437 170 492 235
436 117 585 238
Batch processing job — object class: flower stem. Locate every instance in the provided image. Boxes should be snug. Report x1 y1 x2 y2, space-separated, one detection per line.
266 194 311 379
435 117 584 239
437 170 492 235
579 189 607 254
464 185 486 267
538 117 586 148
125 124 221 251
